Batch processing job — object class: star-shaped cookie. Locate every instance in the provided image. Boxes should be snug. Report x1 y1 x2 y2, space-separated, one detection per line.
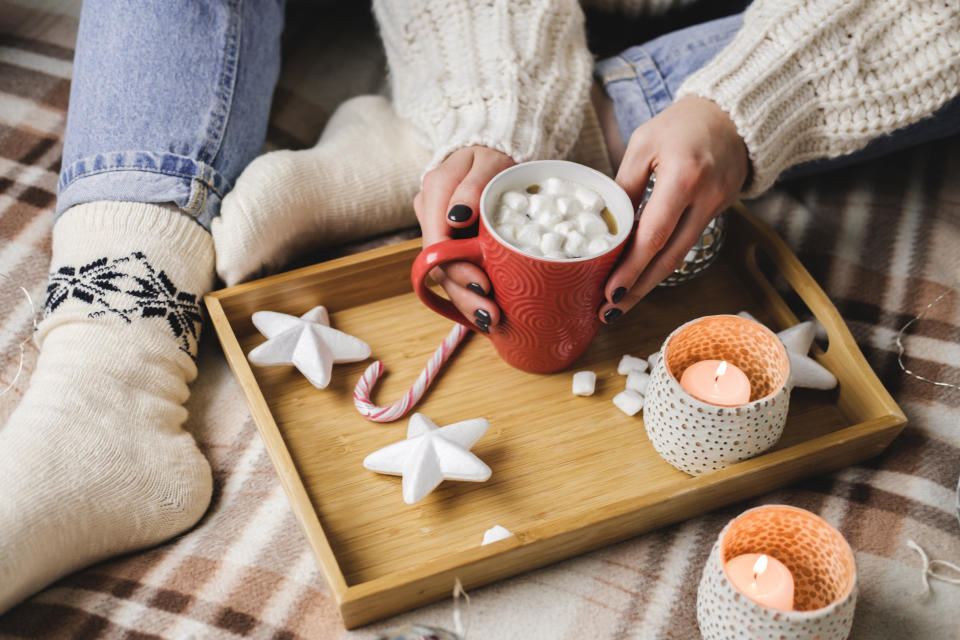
247 305 370 388
363 413 492 504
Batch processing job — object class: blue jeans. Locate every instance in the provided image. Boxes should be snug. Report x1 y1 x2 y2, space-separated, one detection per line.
595 12 960 182
57 0 285 231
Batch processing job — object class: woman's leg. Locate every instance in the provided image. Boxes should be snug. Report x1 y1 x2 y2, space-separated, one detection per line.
0 0 283 613
593 12 960 182
212 95 433 285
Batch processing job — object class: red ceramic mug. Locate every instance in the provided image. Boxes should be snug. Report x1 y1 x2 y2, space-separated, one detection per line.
411 160 635 374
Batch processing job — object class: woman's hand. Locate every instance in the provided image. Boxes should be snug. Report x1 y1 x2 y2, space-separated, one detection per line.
598 95 749 323
414 145 515 333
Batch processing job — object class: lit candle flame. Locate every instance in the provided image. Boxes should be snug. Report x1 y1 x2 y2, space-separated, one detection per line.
714 360 728 388
752 554 769 582
715 360 728 379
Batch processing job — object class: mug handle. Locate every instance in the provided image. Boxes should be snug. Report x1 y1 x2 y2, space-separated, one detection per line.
411 237 485 328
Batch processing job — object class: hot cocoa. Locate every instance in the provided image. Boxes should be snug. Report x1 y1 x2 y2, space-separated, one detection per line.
493 177 617 259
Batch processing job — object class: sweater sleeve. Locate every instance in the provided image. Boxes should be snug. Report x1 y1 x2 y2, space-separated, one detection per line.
372 0 594 172
675 0 960 197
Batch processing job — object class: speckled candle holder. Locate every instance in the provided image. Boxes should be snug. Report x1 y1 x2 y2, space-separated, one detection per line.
644 315 791 476
697 505 858 640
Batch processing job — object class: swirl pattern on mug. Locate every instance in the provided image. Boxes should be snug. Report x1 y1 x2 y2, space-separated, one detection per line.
479 230 621 373
482 239 545 299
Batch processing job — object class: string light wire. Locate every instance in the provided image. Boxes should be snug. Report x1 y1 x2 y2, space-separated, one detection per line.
895 286 958 390
0 273 40 397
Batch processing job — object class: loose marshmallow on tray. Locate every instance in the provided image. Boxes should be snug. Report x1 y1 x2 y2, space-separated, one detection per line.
617 355 648 375
572 371 597 396
625 371 651 395
613 390 644 416
493 178 616 259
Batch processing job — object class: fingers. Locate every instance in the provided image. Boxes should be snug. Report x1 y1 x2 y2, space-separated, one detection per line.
429 266 500 333
601 165 690 320
594 96 749 324
417 147 505 331
419 148 475 241
415 156 488 298
599 200 719 323
615 129 654 207
444 149 515 229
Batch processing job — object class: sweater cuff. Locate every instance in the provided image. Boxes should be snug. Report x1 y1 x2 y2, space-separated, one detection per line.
420 89 589 173
675 31 823 197
677 1 960 198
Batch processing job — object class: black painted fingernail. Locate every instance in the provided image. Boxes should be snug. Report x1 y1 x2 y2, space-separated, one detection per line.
447 204 472 223
612 287 627 304
467 282 487 296
474 309 492 324
476 320 490 334
603 308 623 324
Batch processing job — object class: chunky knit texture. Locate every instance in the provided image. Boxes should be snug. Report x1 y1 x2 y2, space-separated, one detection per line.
676 0 960 196
373 0 595 172
0 202 214 613
375 0 958 197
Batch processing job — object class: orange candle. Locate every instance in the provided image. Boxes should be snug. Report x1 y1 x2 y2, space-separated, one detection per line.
724 553 795 610
679 360 751 406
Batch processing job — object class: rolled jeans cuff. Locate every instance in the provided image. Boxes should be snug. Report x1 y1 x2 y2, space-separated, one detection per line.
57 151 232 231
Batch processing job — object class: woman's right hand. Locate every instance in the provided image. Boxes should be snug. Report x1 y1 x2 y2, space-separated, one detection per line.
415 145 515 333
598 95 750 324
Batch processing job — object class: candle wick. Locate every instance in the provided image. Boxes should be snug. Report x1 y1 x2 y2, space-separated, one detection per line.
714 361 727 389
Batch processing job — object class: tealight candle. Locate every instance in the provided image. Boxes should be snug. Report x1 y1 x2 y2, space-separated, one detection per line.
645 315 792 475
698 505 858 640
679 359 751 406
724 553 795 610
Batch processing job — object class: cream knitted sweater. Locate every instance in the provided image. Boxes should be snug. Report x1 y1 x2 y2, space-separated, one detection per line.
373 0 959 197
373 0 595 172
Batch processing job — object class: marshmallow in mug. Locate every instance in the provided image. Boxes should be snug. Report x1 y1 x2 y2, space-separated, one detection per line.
494 177 618 259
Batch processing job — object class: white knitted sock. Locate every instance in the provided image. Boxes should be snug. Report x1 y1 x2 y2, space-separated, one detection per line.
212 95 432 285
0 202 214 613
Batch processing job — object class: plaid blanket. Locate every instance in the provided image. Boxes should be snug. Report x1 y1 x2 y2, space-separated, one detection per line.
1 2 958 638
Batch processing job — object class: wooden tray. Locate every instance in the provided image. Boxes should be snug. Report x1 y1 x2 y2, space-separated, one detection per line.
205 203 906 629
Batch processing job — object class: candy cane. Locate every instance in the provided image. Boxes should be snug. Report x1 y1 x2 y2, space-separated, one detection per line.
354 323 469 422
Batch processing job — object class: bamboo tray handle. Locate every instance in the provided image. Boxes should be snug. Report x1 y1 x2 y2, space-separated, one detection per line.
733 203 846 355
732 202 906 420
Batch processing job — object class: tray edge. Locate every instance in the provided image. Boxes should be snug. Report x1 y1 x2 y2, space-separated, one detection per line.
204 292 351 602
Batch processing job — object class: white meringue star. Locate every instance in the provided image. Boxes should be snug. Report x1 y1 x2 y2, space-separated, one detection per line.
247 305 370 388
737 311 838 390
363 413 492 504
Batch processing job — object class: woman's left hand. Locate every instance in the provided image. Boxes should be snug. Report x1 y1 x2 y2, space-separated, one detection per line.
414 146 515 332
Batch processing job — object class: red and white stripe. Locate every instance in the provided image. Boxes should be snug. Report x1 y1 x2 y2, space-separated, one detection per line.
353 323 469 422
